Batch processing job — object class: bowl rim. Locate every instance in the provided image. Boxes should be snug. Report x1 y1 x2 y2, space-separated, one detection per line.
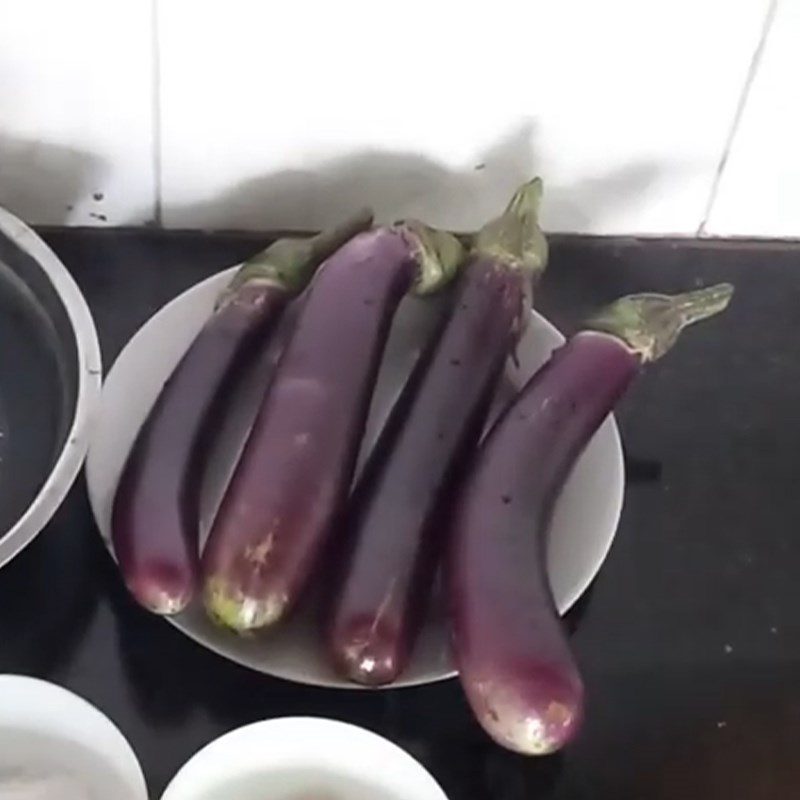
0 207 102 567
0 674 147 800
160 716 449 800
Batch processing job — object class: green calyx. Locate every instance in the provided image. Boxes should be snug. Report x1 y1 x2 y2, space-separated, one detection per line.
471 177 548 280
218 207 374 307
585 283 734 363
397 178 549 296
400 221 466 296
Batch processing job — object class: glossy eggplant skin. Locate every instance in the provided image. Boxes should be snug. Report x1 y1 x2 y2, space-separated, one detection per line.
201 228 422 632
448 332 638 755
112 284 288 614
112 212 372 615
327 256 527 685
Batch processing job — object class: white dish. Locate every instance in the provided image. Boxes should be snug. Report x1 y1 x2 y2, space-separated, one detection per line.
0 206 102 568
0 675 147 800
86 266 624 688
161 716 448 800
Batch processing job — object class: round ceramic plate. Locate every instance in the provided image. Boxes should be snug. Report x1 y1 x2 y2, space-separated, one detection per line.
86 266 624 689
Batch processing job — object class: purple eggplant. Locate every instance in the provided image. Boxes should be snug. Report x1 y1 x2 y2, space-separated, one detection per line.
111 210 372 615
325 179 547 686
201 222 464 632
448 283 733 754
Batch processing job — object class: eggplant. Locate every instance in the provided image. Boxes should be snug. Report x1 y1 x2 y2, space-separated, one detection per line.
325 179 547 685
111 210 372 615
201 222 465 632
448 283 733 755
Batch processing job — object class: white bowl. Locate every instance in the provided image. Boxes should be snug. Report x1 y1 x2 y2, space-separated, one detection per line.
161 717 448 800
0 207 102 567
0 675 146 800
86 266 624 688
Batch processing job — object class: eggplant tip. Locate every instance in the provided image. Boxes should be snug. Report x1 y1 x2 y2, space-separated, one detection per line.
330 619 402 685
336 647 398 687
468 675 584 756
203 579 288 632
127 573 193 616
136 591 191 617
483 700 582 756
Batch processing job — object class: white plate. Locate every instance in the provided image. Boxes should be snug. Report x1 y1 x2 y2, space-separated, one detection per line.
86 266 624 689
161 717 448 800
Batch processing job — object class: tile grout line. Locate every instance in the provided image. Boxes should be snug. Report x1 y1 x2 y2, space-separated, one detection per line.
697 0 779 236
151 0 163 227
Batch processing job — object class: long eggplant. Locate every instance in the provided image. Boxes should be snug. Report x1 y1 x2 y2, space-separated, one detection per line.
325 179 547 685
201 222 464 632
447 283 733 755
111 210 372 615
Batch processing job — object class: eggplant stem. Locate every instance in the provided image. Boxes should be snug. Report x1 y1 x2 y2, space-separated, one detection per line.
217 207 374 307
400 221 466 295
471 177 548 280
584 282 734 363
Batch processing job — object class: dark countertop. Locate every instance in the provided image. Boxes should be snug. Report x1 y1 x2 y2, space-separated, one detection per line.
1 229 799 799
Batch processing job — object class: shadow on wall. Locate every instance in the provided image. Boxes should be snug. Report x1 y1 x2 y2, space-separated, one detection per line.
167 122 667 234
0 122 666 232
0 133 104 225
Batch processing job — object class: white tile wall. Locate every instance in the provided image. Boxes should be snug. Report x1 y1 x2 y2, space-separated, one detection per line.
0 0 155 226
704 0 797 238
158 0 769 235
0 0 792 236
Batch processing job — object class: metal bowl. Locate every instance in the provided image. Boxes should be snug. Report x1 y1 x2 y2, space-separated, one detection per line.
0 206 101 567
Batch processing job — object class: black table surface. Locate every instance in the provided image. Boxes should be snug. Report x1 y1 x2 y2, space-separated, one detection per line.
1 228 798 799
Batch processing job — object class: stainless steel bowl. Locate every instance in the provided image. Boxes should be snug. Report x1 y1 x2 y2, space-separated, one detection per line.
0 206 101 566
